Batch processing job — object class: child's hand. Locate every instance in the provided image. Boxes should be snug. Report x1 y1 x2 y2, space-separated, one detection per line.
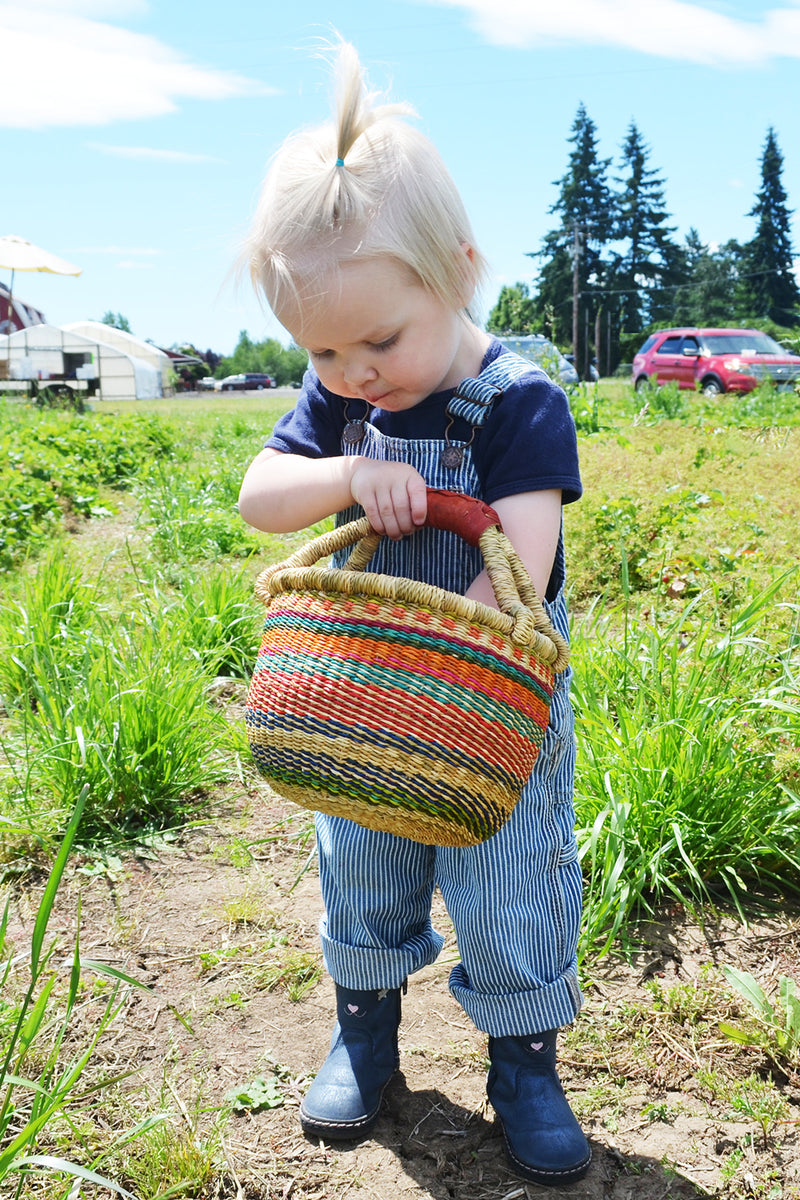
349 460 428 539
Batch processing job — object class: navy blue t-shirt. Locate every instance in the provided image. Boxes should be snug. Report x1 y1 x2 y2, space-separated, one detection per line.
266 337 582 506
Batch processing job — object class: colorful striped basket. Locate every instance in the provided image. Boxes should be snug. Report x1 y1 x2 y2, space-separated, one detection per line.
245 488 570 847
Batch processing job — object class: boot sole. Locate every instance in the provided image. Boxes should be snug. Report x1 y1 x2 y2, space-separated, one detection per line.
299 1073 395 1142
299 1105 380 1141
503 1133 592 1187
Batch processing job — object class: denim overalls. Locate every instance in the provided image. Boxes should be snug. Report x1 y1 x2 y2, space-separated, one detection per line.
316 352 583 1037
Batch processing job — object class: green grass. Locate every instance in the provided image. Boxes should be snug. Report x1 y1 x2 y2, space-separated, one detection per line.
0 789 157 1198
1 380 799 1194
572 577 800 955
0 546 246 846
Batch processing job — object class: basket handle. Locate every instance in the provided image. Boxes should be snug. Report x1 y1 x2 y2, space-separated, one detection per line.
254 488 569 668
423 488 501 546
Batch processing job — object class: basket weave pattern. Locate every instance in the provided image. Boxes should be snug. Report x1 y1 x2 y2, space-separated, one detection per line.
245 492 569 847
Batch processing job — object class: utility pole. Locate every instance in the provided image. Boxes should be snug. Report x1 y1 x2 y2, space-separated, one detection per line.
572 223 582 377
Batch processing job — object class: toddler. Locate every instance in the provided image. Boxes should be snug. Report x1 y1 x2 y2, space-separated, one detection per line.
238 42 590 1186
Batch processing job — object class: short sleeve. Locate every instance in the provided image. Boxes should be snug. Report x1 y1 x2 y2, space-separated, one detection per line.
266 367 345 458
474 372 582 505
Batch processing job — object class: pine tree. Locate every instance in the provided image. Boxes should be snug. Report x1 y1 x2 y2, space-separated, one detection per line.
740 128 800 326
672 233 743 327
529 104 614 372
611 122 680 334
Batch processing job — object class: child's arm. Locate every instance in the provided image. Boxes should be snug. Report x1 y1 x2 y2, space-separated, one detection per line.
465 489 562 607
238 448 429 539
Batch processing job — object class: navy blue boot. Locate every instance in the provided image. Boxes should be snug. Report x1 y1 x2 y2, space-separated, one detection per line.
487 1031 591 1186
300 983 403 1140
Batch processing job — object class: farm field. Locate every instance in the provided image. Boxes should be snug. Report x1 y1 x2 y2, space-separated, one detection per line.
1 379 799 1200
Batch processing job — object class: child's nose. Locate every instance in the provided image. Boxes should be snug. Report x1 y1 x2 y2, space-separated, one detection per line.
342 357 378 388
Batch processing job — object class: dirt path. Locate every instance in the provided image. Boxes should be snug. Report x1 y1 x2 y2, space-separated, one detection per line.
7 787 800 1199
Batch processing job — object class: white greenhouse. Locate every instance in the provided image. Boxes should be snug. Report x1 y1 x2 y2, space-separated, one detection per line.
0 324 168 402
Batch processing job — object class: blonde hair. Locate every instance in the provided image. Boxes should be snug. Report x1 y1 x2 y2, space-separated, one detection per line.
246 42 488 318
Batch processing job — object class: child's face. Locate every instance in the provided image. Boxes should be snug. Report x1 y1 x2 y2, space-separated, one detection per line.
278 256 479 410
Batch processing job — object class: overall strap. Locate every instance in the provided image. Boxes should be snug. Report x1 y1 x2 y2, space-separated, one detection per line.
446 350 546 429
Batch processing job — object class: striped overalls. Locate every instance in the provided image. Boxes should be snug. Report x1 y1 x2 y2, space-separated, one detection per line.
316 354 583 1037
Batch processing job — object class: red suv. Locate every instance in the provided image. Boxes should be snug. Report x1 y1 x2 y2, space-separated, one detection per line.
632 328 800 397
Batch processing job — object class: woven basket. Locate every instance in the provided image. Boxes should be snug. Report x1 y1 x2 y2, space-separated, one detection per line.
245 488 570 847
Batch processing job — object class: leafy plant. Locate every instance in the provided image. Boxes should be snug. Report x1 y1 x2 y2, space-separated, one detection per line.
635 378 689 421
721 965 800 1069
224 1074 284 1112
699 1068 789 1149
0 402 175 569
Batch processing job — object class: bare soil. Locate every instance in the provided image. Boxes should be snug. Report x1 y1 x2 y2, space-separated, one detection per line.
7 770 800 1200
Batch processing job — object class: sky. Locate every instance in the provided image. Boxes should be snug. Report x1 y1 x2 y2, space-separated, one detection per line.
3 0 800 357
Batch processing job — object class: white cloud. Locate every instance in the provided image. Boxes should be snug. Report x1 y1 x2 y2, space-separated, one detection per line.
423 0 800 66
0 2 273 129
89 143 223 163
33 0 148 14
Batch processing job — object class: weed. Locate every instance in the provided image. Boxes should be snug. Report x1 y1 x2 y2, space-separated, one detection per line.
251 945 322 1001
568 383 607 434
138 460 263 563
198 944 245 974
197 931 321 1003
168 566 261 680
114 1116 222 1199
729 1077 789 1150
641 1099 681 1123
224 1050 306 1116
719 1145 744 1183
569 1078 630 1123
638 378 691 421
225 1073 284 1112
223 838 255 870
221 888 274 930
646 977 719 1026
721 965 800 1069
218 989 248 1010
698 1068 788 1149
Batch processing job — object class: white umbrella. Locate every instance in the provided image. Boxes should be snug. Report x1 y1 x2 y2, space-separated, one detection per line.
0 234 82 278
0 234 82 341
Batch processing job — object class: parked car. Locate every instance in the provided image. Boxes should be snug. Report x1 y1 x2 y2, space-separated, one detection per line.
498 335 579 386
565 353 599 382
632 328 800 397
216 372 276 391
198 376 217 390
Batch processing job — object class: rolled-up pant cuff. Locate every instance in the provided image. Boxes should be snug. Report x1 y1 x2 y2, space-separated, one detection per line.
320 920 445 990
448 961 582 1037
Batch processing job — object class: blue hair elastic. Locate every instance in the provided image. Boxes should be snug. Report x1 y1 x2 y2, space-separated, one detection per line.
335 157 345 167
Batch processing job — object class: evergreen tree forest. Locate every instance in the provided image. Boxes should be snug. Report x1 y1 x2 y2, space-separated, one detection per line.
488 118 800 377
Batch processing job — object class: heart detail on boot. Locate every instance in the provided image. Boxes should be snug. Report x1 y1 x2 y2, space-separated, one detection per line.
529 1041 544 1052
347 1004 363 1016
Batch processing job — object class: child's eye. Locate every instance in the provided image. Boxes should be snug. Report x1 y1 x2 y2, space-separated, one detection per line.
372 333 399 352
309 349 333 360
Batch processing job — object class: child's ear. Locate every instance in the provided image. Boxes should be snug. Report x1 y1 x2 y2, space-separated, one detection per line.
455 242 478 307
